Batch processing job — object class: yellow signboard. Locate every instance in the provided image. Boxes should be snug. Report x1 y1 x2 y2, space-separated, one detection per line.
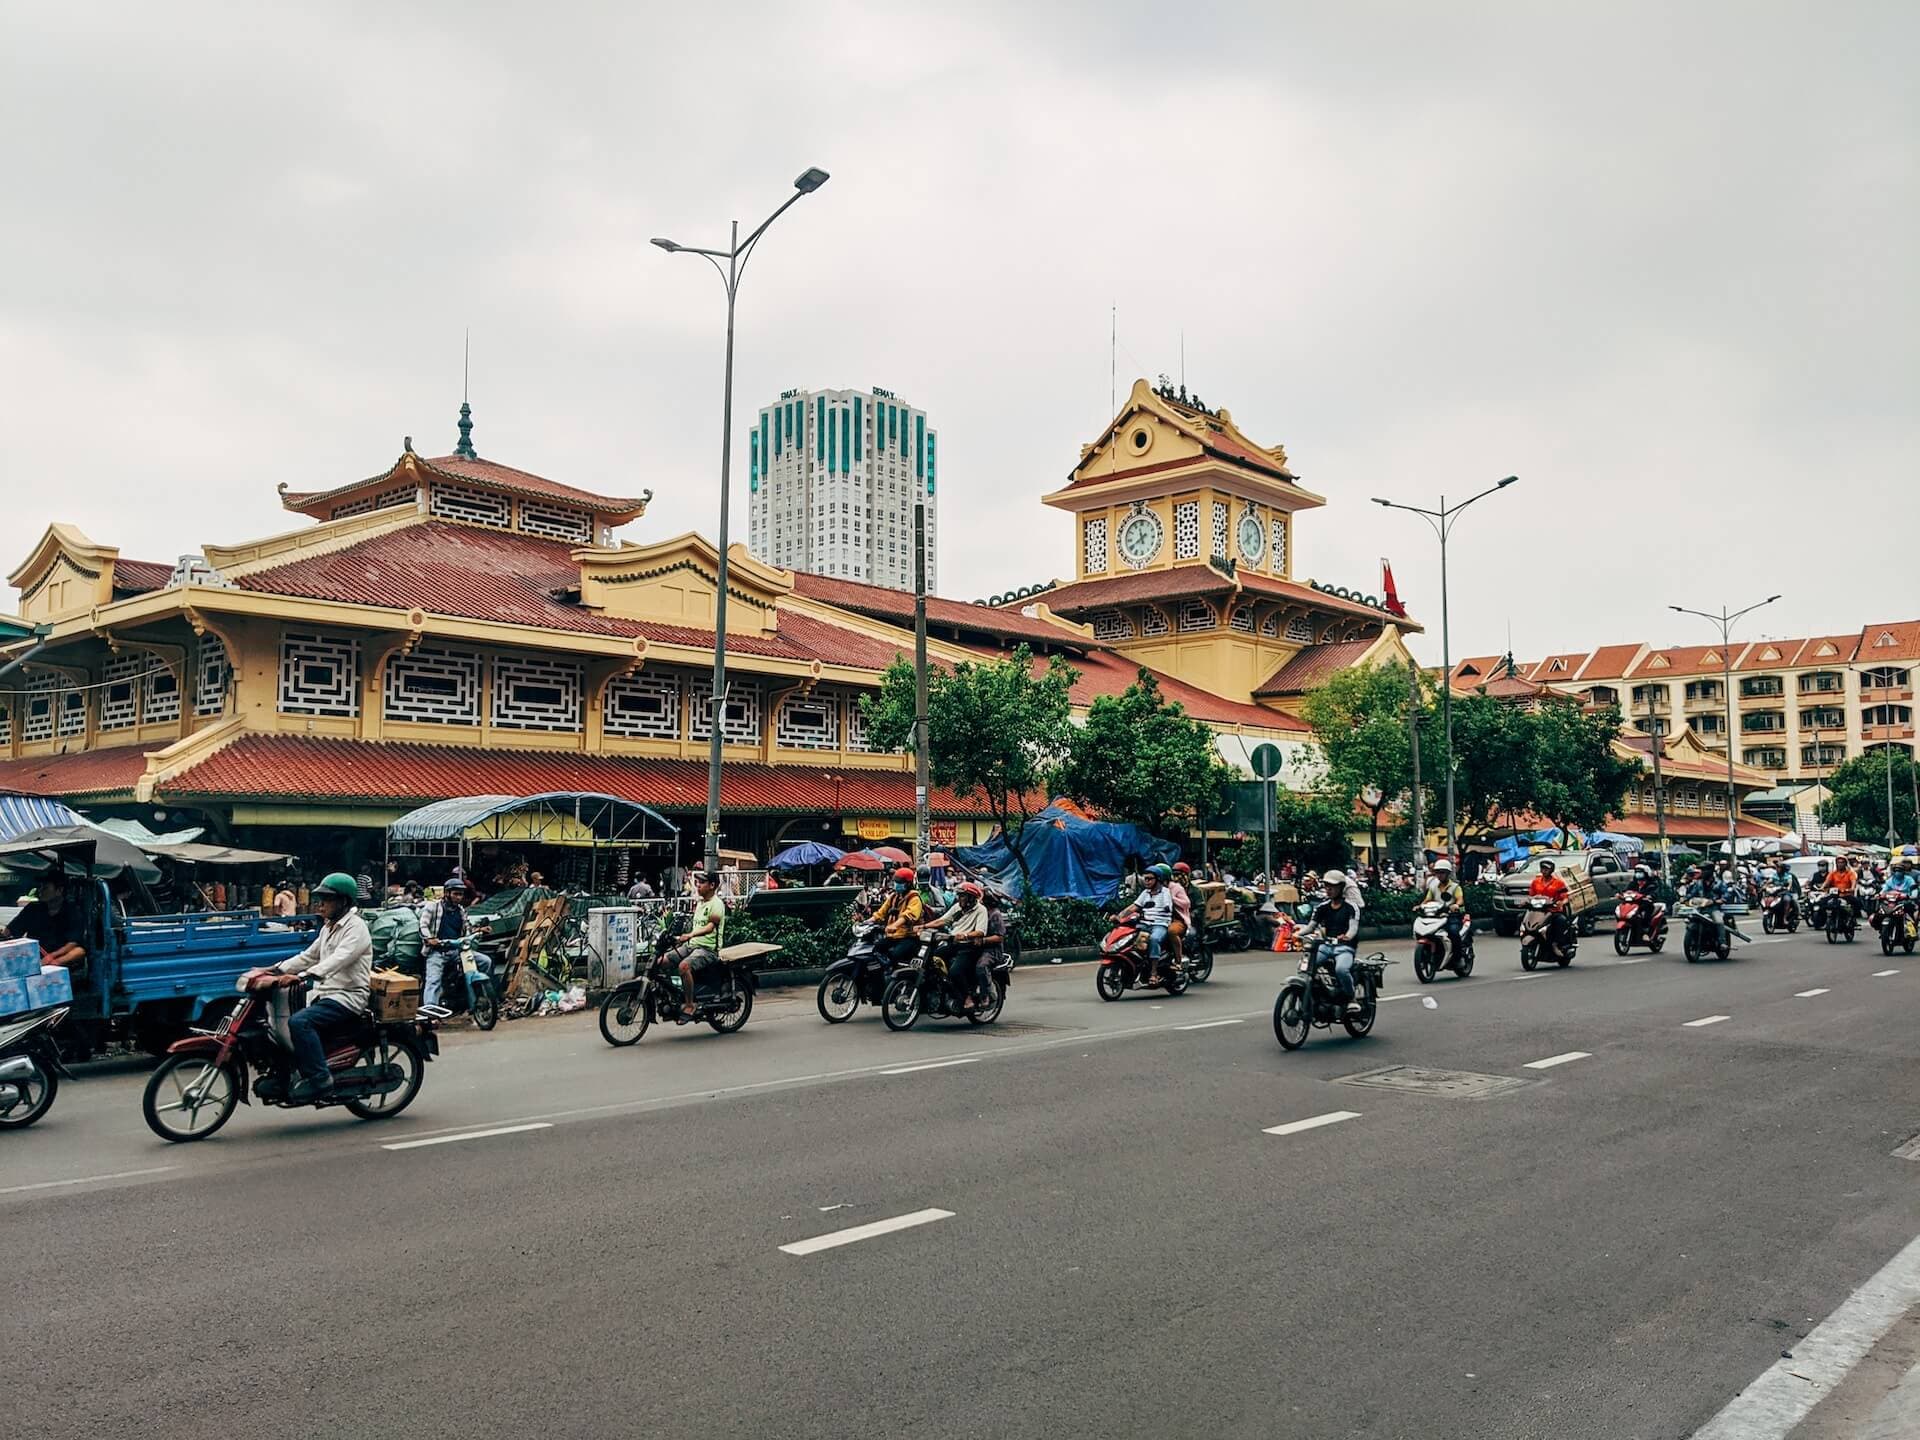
855 818 894 841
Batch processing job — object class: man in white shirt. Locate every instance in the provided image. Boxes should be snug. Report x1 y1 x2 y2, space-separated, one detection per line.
263 872 372 1101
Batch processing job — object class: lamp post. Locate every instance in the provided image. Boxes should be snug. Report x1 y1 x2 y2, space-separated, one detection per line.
1373 476 1518 864
1669 594 1780 860
652 166 830 874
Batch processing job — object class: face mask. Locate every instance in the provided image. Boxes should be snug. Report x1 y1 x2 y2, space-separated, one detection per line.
894 882 909 893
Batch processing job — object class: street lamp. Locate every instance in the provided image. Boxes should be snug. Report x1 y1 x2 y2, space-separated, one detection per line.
1373 475 1518 863
1669 594 1781 860
653 166 830 874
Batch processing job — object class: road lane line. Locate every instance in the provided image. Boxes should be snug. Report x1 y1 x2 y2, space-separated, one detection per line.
1613 956 1657 965
1795 988 1831 998
779 1208 953 1256
1692 1232 1920 1439
383 1122 553 1151
1264 1110 1362 1137
1523 1051 1591 1070
0 1166 177 1196
1874 969 1901 977
1176 1017 1244 1031
879 1056 981 1076
1683 1015 1731 1028
1379 992 1428 1004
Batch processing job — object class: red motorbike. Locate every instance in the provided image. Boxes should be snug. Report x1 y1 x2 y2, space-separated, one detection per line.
141 973 435 1142
1612 887 1668 955
1095 916 1189 1000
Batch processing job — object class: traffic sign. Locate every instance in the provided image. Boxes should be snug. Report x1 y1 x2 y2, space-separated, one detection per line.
1250 743 1283 780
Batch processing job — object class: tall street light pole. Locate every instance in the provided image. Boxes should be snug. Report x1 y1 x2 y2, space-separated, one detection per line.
1670 594 1781 860
652 166 830 874
1373 476 1519 865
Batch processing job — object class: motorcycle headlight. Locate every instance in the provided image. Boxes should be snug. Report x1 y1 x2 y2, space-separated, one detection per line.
1297 957 1310 973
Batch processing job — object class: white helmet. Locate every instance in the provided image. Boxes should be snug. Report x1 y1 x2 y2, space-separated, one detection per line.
1322 869 1348 887
1432 859 1453 874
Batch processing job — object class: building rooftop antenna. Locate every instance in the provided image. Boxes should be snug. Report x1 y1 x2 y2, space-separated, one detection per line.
454 327 477 459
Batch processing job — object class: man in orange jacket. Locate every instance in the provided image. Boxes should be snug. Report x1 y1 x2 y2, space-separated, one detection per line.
1529 858 1573 953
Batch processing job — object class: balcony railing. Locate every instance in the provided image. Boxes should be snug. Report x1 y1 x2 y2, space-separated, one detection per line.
1861 685 1914 705
1862 723 1916 743
1739 680 1785 698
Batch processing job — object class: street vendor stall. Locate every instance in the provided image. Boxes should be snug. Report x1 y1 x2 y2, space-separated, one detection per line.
384 792 679 895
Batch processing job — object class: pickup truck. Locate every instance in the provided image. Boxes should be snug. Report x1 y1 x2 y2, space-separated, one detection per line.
1491 851 1633 936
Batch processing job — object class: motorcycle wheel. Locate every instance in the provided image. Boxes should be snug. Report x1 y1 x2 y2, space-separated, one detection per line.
1187 951 1214 984
1826 921 1840 945
1457 944 1476 978
1273 985 1310 1050
1414 946 1437 984
1095 965 1126 1002
817 971 860 1024
709 986 753 1034
0 1056 56 1129
1558 945 1573 967
1163 967 1189 996
1787 914 1799 933
1762 913 1776 934
470 985 499 1032
142 1055 239 1142
1230 920 1252 952
1716 940 1731 962
1684 930 1700 963
1520 939 1539 971
345 1035 425 1121
881 974 922 1032
1342 975 1377 1039
1612 928 1631 956
1650 930 1666 954
967 979 1006 1026
598 982 651 1047
1882 931 1897 956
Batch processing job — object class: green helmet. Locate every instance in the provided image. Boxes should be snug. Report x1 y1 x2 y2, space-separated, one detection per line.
1150 863 1173 881
316 872 359 902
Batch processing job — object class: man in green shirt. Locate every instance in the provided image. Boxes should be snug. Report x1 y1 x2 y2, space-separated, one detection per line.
676 871 726 1018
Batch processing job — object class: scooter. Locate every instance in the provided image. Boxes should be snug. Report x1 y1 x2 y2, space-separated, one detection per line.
141 974 436 1142
816 921 898 1023
1759 884 1799 934
881 935 1013 1030
1517 896 1577 969
1817 891 1858 945
0 1006 71 1130
1873 893 1917 956
1273 930 1393 1050
1612 887 1668 954
1094 916 1189 1000
1680 899 1750 962
597 914 781 1046
1412 901 1475 982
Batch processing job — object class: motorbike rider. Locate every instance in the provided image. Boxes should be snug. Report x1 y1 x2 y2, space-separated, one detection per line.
253 872 372 1102
1422 858 1467 962
674 871 727 1018
417 876 470 1013
943 881 1001 1014
1829 856 1858 921
1167 862 1195 968
1116 865 1175 983
873 867 926 969
1309 869 1364 1015
1887 858 1918 897
1529 858 1573 955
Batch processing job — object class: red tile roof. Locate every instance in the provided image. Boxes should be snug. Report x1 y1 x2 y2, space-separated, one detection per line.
1629 644 1735 679
1857 622 1920 662
1253 640 1379 697
1198 426 1295 479
232 521 900 667
282 454 649 517
1038 564 1406 629
157 734 1001 816
1609 815 1785 841
112 559 176 594
0 744 159 799
788 570 1090 649
1525 653 1587 682
1577 644 1645 680
1066 649 1311 731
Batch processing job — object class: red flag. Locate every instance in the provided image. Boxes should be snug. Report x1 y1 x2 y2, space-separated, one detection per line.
1380 558 1408 617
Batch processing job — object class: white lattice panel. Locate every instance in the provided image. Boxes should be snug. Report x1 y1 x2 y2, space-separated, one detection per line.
385 645 482 725
1174 500 1200 560
775 691 838 750
1141 607 1169 638
1270 515 1287 573
517 500 592 543
1178 598 1218 633
195 635 230 716
429 482 512 528
279 631 361 717
23 674 57 742
100 653 144 731
1285 614 1314 643
1260 612 1280 638
1091 610 1136 642
492 654 583 731
1212 501 1229 558
1229 604 1255 634
58 688 84 737
331 484 417 520
604 671 682 739
690 679 763 745
844 691 876 752
0 700 9 745
143 664 181 724
1083 517 1108 574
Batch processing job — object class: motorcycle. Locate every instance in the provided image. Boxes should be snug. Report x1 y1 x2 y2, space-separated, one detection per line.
1759 884 1800 935
0 1006 72 1130
407 936 500 1031
1273 931 1392 1050
1680 899 1750 962
880 935 1012 1031
1094 916 1189 1000
1411 901 1475 982
1873 893 1917 956
1517 896 1577 970
597 913 776 1046
141 974 435 1142
1817 891 1858 945
816 922 898 1023
1612 887 1668 955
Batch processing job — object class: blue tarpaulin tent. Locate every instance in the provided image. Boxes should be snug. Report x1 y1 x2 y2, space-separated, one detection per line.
955 805 1180 903
0 794 84 843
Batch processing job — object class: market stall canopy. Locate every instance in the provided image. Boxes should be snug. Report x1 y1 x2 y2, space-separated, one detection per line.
149 841 294 865
386 792 679 851
836 851 885 872
956 805 1180 903
0 827 162 882
0 793 84 843
865 845 912 865
770 841 846 869
92 817 208 847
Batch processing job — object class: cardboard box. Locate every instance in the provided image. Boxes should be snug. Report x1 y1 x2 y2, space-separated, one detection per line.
369 968 421 1022
0 978 27 1017
0 938 40 980
26 967 74 1010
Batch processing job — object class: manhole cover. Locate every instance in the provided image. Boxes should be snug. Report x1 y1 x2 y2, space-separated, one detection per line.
1334 1065 1533 1100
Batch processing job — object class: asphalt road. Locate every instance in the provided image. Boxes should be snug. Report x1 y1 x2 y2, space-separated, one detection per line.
5 924 1918 1439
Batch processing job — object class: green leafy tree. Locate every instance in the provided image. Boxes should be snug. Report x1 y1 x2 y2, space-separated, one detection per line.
1529 701 1641 840
1058 669 1234 838
1819 748 1917 845
1219 792 1354 876
1301 661 1426 864
1426 692 1540 839
861 644 1078 891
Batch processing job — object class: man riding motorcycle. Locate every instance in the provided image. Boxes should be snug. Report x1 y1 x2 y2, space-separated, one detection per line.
942 881 1001 1016
1422 859 1467 964
1530 859 1573 956
1308 869 1364 1015
255 872 372 1102
1886 858 1917 897
1829 857 1859 921
417 876 471 1013
872 867 926 968
1115 865 1175 984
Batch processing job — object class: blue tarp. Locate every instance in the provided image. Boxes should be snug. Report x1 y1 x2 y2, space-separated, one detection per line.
0 794 83 843
955 805 1180 903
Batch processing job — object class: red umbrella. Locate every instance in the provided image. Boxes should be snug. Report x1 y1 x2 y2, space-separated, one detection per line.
837 851 885 871
866 845 912 865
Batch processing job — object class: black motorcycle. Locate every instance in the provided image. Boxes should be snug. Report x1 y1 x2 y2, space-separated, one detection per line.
1817 891 1857 945
1680 899 1749 962
597 914 775 1046
1873 893 1917 956
0 1006 71 1130
881 935 1011 1030
816 921 898 1023
1273 932 1392 1050
1759 884 1799 935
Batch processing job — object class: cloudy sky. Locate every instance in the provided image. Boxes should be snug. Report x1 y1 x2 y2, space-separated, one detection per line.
4 2 1914 664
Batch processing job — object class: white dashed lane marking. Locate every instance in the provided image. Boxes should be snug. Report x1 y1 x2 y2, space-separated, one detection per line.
1795 988 1831 998
1683 1015 1731 1028
1523 1051 1591 1070
1176 1017 1244 1031
779 1208 953 1256
383 1122 553 1151
1263 1110 1362 1137
879 1056 982 1076
1875 969 1902 977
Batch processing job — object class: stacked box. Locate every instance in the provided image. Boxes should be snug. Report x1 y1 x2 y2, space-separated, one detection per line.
0 937 41 980
26 966 74 1010
369 968 422 1023
0 978 28 1017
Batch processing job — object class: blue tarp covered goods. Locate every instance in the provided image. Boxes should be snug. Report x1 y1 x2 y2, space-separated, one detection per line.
955 805 1180 903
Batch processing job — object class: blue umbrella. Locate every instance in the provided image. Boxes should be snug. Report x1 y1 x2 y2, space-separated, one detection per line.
770 840 846 869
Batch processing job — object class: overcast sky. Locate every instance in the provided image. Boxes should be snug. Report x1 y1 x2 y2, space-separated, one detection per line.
4 2 1915 664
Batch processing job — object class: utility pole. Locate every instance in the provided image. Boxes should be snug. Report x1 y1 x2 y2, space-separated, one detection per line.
1407 659 1425 874
1671 594 1781 861
1646 702 1671 883
913 499 930 863
1887 737 1900 851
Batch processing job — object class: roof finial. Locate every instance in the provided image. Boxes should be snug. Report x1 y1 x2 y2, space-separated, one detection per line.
453 330 477 459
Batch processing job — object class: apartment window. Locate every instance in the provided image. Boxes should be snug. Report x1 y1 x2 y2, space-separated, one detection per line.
1585 686 1618 706
1739 676 1783 698
1862 666 1911 689
1800 706 1846 730
1800 743 1846 767
1798 671 1844 694
1862 704 1913 727
1743 747 1787 769
1693 713 1725 735
1742 711 1785 733
1631 684 1670 707
1684 680 1722 703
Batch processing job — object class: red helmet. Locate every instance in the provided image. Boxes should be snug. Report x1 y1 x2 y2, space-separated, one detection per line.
1173 862 1191 874
893 867 916 882
958 881 983 898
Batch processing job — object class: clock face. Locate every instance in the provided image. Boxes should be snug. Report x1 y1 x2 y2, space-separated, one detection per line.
1237 513 1266 562
1118 512 1163 568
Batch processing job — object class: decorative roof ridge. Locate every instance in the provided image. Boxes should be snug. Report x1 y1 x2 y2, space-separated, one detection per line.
280 449 652 517
203 506 427 579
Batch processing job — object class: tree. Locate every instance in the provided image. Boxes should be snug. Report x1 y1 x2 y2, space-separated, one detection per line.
1057 669 1234 837
1820 748 1917 845
1427 692 1540 840
1529 701 1640 840
1219 791 1354 876
861 644 1078 890
1301 662 1425 865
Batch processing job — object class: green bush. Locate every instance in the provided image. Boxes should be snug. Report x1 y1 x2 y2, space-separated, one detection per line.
726 903 854 972
1354 881 1500 928
1017 896 1112 950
